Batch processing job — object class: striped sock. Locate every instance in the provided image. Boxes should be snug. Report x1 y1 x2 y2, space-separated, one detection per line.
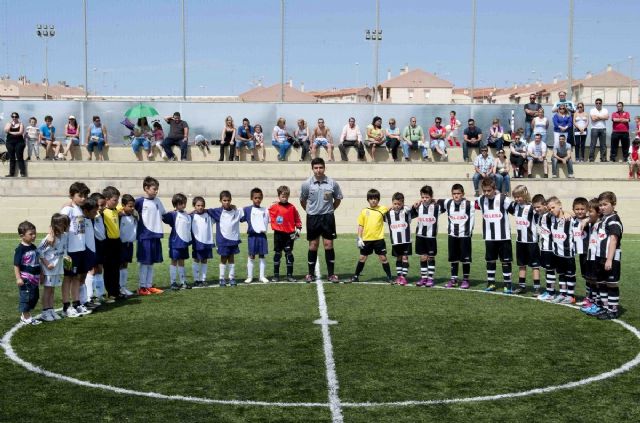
486 262 496 286
427 258 436 279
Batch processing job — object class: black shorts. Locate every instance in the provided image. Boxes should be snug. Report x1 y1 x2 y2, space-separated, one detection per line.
415 237 437 256
391 243 412 257
64 250 89 276
360 239 387 256
485 240 513 262
552 255 576 275
306 214 337 241
583 260 597 281
95 239 105 265
540 250 554 271
448 236 472 263
594 258 621 283
516 242 540 268
274 230 296 253
578 253 587 279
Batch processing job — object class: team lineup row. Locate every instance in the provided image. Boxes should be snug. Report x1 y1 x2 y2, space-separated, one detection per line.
12 159 623 326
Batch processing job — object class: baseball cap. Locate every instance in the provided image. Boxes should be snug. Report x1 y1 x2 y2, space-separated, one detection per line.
68 115 76 120
194 135 206 143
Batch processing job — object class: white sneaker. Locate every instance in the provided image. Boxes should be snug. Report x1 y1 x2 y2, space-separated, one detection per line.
40 309 55 322
259 277 269 283
120 287 134 296
76 305 92 316
65 307 80 318
51 310 62 320
244 277 253 283
20 316 42 325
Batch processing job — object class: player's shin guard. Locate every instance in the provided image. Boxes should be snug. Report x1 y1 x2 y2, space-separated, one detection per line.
192 262 201 282
427 258 436 279
119 268 128 289
200 263 208 282
382 262 392 279
450 262 459 279
273 252 282 276
486 261 496 287
420 259 429 278
325 249 336 275
169 265 177 285
246 258 254 280
401 261 409 276
558 275 567 296
607 283 619 311
258 258 266 279
545 269 556 294
308 250 318 275
502 262 512 290
178 266 186 283
597 282 608 306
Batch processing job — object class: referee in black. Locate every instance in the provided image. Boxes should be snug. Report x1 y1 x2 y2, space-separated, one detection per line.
300 158 343 283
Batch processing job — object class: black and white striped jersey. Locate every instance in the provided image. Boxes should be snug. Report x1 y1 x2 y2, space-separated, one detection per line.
571 217 588 255
535 212 553 251
441 199 474 238
595 212 623 261
385 206 413 245
476 193 513 241
586 221 600 261
551 214 574 258
412 201 443 238
510 203 537 243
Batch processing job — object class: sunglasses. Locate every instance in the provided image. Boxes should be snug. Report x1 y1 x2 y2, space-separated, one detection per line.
11 115 18 118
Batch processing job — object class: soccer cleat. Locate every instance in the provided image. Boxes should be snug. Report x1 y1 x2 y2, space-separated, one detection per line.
138 287 151 296
590 307 610 318
579 298 593 308
513 287 527 295
271 276 280 283
345 276 358 284
460 279 470 289
394 276 402 285
425 277 434 287
304 274 314 283
120 287 134 297
397 276 408 286
180 282 192 290
552 295 566 303
385 275 394 284
583 304 602 315
286 276 297 282
445 279 457 288
65 307 80 318
219 279 227 287
229 279 237 287
532 288 541 297
258 277 269 283
416 278 427 287
537 291 552 301
503 287 513 295
328 274 340 283
170 283 181 291
244 277 253 283
51 310 62 320
148 286 164 294
40 310 55 322
597 309 619 320
76 305 92 316
560 296 576 305
192 281 204 288
484 284 496 292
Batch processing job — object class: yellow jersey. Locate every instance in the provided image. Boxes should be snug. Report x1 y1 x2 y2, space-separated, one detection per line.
103 207 120 239
357 205 388 241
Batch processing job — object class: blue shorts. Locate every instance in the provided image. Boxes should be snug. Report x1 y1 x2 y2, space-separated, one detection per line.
18 283 40 313
67 137 80 146
85 249 97 269
65 250 89 276
217 244 240 257
87 140 105 152
314 138 329 147
170 247 190 261
248 234 268 256
137 238 163 265
192 248 213 261
132 137 151 153
121 242 134 264
236 140 255 150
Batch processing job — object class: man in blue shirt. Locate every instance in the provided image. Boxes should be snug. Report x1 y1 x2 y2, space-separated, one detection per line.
39 115 59 160
235 118 255 161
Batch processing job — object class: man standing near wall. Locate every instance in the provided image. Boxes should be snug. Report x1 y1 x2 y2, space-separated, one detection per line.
523 94 542 141
300 158 343 283
589 99 609 162
611 102 631 162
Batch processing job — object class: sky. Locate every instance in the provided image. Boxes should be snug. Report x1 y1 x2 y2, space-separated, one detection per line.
1 0 639 96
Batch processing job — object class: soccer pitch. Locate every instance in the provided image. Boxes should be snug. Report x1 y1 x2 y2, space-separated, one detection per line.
1 234 639 422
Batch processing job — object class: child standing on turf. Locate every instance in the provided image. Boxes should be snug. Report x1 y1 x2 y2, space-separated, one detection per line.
268 186 302 282
571 197 589 305
162 193 192 290
14 221 42 325
102 186 124 301
440 184 474 289
38 214 69 321
546 197 576 304
86 192 106 305
476 177 514 293
191 196 215 287
412 185 444 287
385 192 413 286
348 189 393 283
533 194 556 300
212 190 244 286
590 191 623 320
80 197 99 309
509 185 541 295
242 188 270 283
582 199 602 314
119 194 138 296
135 177 166 295
61 182 91 317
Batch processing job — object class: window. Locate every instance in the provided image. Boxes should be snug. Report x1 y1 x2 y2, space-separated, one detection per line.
408 89 414 99
424 89 431 100
386 88 391 99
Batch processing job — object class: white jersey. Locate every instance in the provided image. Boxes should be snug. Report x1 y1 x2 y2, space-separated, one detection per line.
536 212 553 251
136 197 166 239
385 206 412 245
476 193 513 241
38 234 67 276
93 214 106 241
442 199 474 238
248 206 269 234
84 218 96 253
60 204 86 252
192 211 214 247
413 202 443 238
511 203 537 243
119 214 138 243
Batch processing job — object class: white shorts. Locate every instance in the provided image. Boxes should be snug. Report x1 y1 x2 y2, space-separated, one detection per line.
43 274 62 287
430 139 446 151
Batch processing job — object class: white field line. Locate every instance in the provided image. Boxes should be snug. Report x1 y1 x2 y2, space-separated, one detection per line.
1 283 639 412
315 280 344 423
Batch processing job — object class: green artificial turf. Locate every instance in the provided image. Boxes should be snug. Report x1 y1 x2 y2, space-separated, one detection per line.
1 233 639 422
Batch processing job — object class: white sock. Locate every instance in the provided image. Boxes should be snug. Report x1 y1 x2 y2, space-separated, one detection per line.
247 258 254 279
79 284 88 304
259 258 266 279
146 266 154 288
192 262 201 282
94 273 104 296
169 265 177 284
119 268 128 289
138 265 148 289
178 266 186 283
219 264 227 279
228 263 235 279
84 273 94 299
201 263 208 282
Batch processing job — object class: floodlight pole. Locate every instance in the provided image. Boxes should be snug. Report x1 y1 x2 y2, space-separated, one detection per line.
83 0 88 100
567 0 574 101
470 0 476 108
182 0 187 101
281 0 285 103
365 0 382 104
36 24 55 99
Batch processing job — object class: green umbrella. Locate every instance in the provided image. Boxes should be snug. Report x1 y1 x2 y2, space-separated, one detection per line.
124 104 159 120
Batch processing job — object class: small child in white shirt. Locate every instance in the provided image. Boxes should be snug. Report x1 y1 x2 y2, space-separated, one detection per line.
38 213 70 322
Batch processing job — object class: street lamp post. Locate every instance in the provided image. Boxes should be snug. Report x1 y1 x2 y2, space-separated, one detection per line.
365 5 382 103
36 24 55 99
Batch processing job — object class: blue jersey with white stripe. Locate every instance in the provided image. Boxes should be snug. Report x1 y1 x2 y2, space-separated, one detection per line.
135 197 166 240
162 210 192 249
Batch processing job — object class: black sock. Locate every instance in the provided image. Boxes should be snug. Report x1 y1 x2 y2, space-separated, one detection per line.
533 279 541 290
396 259 403 276
273 252 282 276
63 302 70 311
451 262 459 279
382 262 392 278
285 253 294 277
462 262 471 279
518 276 526 288
354 261 365 277
607 285 620 310
308 250 318 275
72 300 80 308
502 262 512 290
325 249 335 275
